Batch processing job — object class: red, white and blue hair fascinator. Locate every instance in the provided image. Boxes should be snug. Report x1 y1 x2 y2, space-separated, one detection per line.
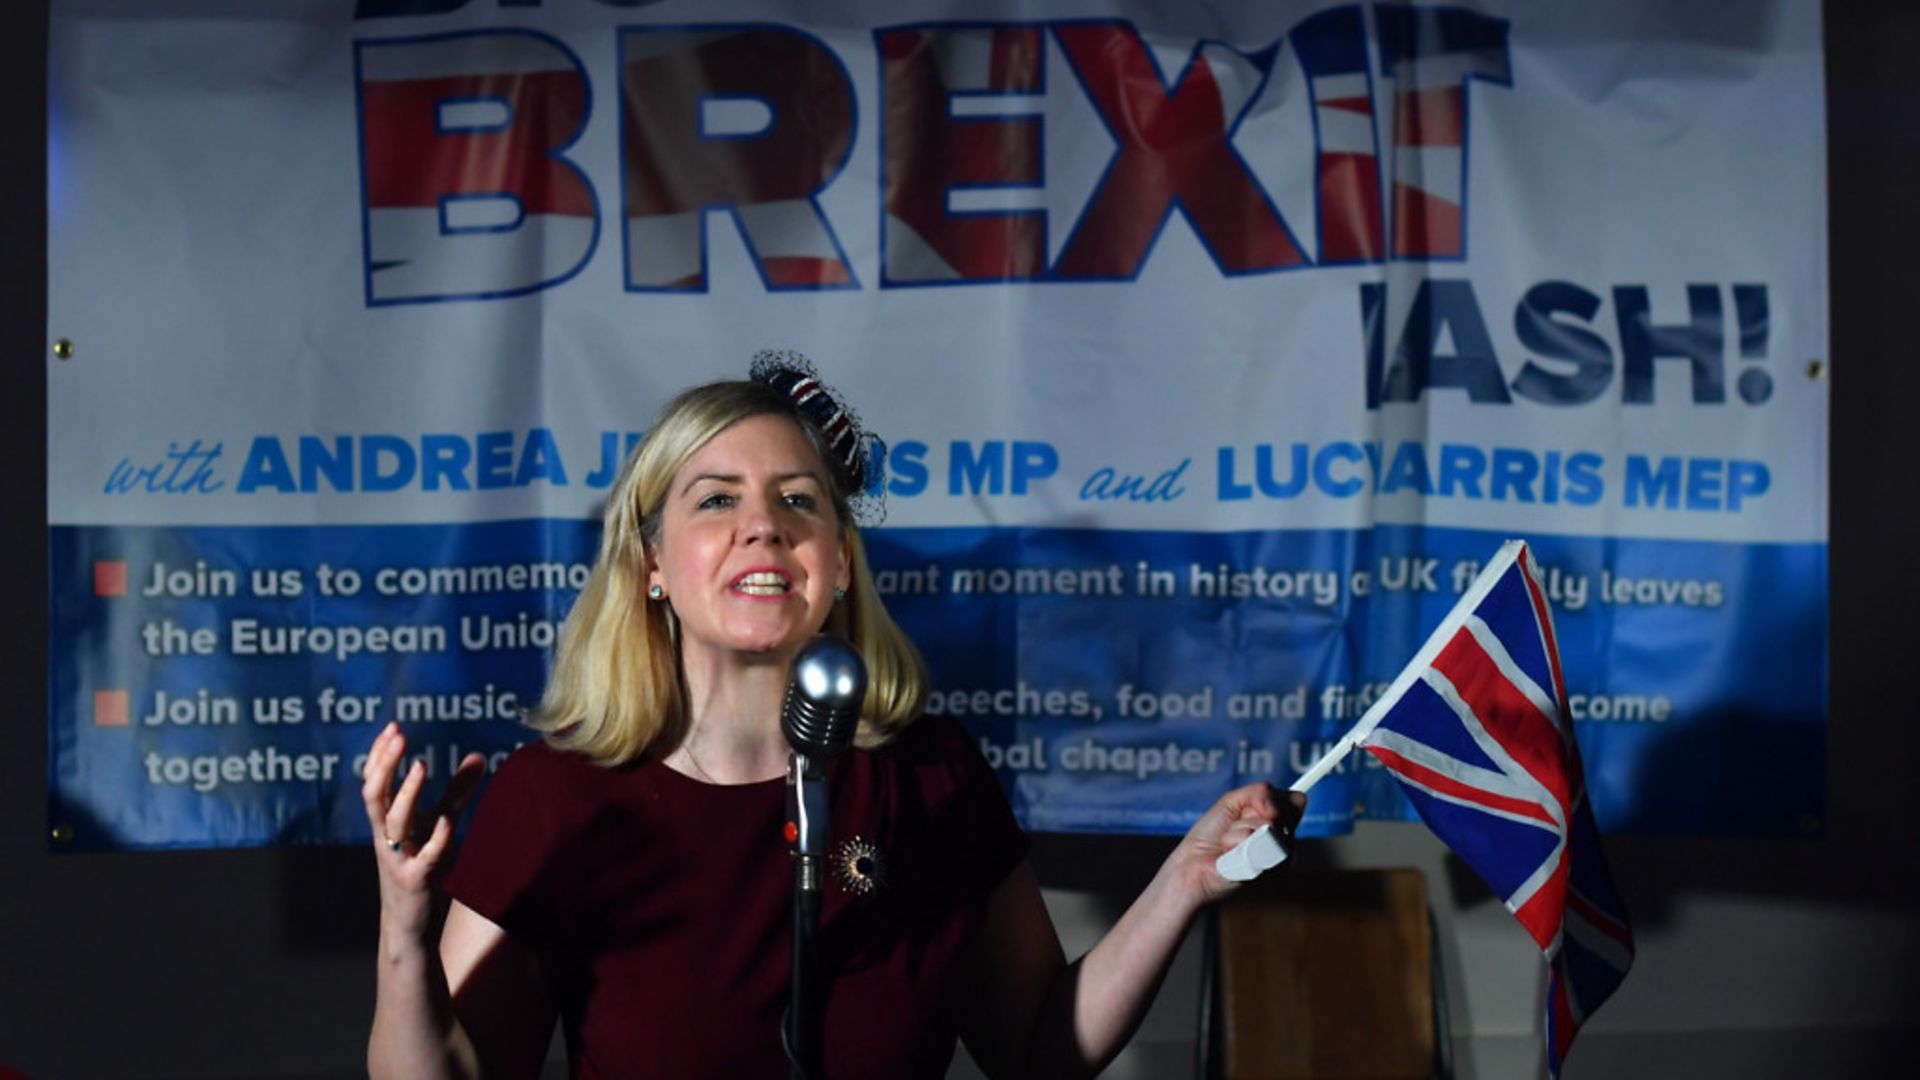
749 349 886 526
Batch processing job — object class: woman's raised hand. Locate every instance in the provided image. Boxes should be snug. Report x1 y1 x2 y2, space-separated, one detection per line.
361 722 488 940
1171 780 1308 906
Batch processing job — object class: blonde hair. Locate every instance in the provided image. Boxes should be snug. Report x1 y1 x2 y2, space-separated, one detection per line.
530 380 927 764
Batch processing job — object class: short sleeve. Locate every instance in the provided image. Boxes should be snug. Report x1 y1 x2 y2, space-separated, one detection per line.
912 715 1031 895
443 743 561 948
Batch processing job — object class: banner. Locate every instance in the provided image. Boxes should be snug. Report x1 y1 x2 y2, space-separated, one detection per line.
47 0 1828 849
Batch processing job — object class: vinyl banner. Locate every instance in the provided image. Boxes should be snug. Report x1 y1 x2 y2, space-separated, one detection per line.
46 0 1828 849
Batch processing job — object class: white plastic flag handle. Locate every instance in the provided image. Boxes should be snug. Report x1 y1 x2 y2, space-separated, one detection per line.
1215 822 1290 882
1212 729 1365 882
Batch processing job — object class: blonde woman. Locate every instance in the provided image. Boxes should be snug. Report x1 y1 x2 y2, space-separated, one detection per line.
364 357 1302 1079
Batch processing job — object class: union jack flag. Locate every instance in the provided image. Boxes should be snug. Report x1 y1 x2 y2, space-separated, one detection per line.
1356 540 1633 1076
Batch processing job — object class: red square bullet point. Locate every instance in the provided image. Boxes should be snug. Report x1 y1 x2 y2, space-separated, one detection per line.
94 561 128 597
94 690 130 727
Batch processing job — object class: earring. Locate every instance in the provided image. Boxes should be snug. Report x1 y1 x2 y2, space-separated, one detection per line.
834 586 847 602
648 583 665 601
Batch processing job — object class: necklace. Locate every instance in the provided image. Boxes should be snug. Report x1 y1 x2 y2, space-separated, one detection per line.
675 737 725 785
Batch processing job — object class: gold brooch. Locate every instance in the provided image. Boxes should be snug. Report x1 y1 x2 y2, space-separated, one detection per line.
833 836 885 895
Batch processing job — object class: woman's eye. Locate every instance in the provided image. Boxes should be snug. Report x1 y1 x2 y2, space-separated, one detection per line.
782 492 818 511
697 492 735 511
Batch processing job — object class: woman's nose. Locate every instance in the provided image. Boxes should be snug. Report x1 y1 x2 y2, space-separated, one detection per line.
739 497 784 544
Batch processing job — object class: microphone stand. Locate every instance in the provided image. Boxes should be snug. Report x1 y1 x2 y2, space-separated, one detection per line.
785 749 829 1080
778 635 865 1080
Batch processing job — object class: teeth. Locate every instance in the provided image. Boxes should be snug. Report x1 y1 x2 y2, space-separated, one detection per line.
735 572 791 595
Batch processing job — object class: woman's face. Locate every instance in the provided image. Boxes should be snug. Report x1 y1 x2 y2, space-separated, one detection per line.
647 413 850 668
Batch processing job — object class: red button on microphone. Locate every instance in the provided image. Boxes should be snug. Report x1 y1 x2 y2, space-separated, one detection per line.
783 821 798 844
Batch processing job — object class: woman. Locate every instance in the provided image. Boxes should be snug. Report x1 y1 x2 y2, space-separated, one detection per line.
365 358 1303 1079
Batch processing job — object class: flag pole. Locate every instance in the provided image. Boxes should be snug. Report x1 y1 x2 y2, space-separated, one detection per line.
1216 703 1388 881
1285 704 1381 793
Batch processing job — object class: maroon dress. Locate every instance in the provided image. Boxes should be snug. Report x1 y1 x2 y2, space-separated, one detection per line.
444 715 1029 1079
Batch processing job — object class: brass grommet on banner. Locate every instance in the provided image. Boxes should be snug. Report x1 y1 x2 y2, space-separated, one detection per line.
1804 359 1825 379
53 338 74 360
51 824 74 843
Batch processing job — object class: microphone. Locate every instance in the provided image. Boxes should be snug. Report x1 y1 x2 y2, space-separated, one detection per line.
782 635 864 868
781 636 865 1080
781 635 865 763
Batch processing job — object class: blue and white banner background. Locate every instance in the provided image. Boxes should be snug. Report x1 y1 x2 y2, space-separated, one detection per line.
47 0 1828 850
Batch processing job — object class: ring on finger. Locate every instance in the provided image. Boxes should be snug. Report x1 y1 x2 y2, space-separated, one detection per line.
385 836 405 852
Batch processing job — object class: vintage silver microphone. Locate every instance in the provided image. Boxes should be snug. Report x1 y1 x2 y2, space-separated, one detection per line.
782 636 865 768
781 636 865 1080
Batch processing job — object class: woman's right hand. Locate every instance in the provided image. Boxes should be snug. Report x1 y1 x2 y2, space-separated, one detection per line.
361 722 487 943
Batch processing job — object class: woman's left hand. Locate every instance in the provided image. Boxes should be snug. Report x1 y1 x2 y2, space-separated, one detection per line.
1169 781 1308 906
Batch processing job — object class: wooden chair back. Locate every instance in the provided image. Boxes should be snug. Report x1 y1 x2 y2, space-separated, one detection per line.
1204 866 1443 1080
